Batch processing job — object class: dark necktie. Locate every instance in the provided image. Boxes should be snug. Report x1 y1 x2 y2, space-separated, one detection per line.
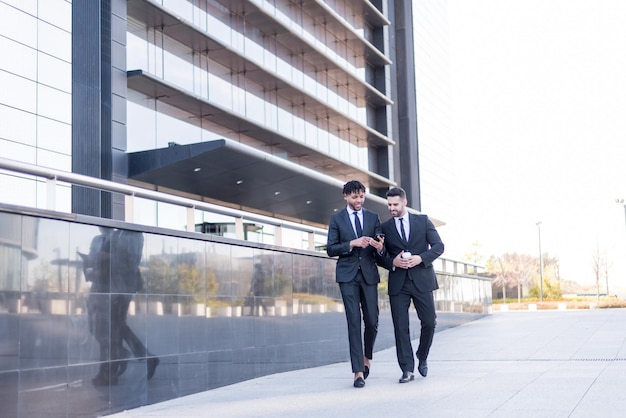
354 212 362 237
399 218 407 242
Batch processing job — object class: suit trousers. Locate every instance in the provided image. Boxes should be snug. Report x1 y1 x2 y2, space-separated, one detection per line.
389 276 436 373
339 270 379 373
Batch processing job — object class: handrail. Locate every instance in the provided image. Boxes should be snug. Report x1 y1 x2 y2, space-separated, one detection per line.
0 156 488 276
0 156 328 236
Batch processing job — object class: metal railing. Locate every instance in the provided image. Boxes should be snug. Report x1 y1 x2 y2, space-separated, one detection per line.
0 156 327 249
0 156 487 276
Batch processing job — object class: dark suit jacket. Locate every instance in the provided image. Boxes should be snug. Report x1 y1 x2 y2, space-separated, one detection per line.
380 213 444 295
326 208 382 285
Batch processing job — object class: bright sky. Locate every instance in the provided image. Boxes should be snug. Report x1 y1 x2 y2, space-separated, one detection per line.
444 0 626 290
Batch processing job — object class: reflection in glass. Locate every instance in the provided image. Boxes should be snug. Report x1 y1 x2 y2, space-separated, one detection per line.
232 246 253 303
143 233 179 296
0 210 491 414
79 227 159 385
207 241 232 298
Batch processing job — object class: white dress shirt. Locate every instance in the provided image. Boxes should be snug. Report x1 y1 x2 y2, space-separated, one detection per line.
395 213 410 241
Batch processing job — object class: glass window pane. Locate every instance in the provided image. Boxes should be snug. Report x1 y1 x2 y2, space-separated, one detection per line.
0 173 37 207
156 202 187 231
277 107 293 138
0 3 37 47
163 49 193 92
163 0 193 21
127 33 147 70
53 182 71 213
0 36 37 81
37 52 71 93
37 148 70 171
304 120 317 148
38 20 71 62
244 37 263 64
37 84 71 124
245 91 265 125
133 198 157 227
2 0 37 15
206 13 231 45
228 79 241 115
191 3 208 32
34 178 70 212
155 106 201 148
0 139 36 164
37 116 71 154
0 105 37 146
127 100 157 152
38 0 71 32
208 73 232 110
0 71 37 113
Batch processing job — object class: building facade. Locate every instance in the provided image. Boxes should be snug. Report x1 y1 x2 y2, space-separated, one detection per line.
0 0 428 241
412 0 457 223
0 1 493 416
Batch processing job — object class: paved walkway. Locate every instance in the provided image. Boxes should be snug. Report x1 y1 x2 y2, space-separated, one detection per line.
110 309 626 418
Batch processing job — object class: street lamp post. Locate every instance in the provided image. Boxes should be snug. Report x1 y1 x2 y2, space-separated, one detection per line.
617 199 626 229
536 221 544 302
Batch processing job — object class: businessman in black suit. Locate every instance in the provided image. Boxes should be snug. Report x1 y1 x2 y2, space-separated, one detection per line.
379 187 444 383
327 180 384 388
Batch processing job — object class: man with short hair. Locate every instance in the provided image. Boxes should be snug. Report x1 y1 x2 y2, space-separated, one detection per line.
327 180 384 388
379 187 444 383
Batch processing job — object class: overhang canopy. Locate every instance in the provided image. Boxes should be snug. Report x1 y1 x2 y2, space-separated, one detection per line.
128 140 396 227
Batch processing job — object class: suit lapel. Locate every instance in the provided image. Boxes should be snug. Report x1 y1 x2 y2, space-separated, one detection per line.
388 217 403 244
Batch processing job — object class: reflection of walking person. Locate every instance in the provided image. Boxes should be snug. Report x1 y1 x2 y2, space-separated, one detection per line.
80 227 159 386
247 263 267 316
110 229 159 382
80 227 114 385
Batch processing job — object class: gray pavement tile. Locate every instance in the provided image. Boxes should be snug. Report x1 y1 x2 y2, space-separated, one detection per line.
109 309 626 418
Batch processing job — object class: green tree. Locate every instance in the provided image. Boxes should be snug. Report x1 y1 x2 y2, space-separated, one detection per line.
529 277 562 299
463 241 486 265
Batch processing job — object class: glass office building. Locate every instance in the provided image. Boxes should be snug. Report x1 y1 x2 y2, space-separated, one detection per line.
1 0 429 234
0 1 491 416
413 0 457 223
0 0 72 209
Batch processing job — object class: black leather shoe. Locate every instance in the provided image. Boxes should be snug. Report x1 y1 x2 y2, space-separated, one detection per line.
364 365 370 380
92 373 117 386
353 377 366 388
147 357 160 380
116 346 131 376
399 371 414 383
418 360 428 377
